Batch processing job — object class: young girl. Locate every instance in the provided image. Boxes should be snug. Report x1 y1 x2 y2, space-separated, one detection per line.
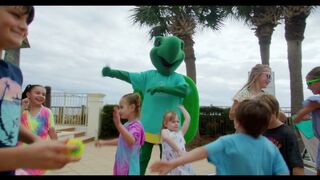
150 99 289 175
229 64 287 123
95 93 145 175
160 104 195 175
293 66 320 175
16 84 58 175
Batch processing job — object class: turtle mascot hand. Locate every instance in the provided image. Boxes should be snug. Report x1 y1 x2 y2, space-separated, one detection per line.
101 36 199 175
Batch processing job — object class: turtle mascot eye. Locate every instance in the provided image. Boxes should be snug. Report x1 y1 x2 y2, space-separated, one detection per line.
102 36 199 175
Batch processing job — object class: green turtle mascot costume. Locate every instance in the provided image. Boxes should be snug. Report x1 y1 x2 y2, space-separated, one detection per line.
102 36 199 175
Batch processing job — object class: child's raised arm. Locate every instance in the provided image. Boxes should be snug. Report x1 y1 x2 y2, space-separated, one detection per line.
178 105 190 136
113 107 135 146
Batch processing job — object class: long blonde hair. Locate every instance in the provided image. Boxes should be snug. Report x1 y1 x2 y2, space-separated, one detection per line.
238 64 271 93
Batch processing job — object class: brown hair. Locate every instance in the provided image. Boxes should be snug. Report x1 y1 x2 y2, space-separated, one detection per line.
306 66 320 80
256 94 280 118
13 6 35 25
122 93 141 118
22 84 44 99
235 99 272 138
161 111 179 130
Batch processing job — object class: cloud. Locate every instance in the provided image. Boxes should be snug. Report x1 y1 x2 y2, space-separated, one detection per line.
19 6 320 107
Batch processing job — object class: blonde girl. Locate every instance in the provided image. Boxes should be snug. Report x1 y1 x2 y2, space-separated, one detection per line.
229 64 286 122
95 93 145 175
160 104 195 175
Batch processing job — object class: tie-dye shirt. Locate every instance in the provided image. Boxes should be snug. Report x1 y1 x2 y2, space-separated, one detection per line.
113 120 145 175
17 106 55 175
20 106 55 140
0 60 23 176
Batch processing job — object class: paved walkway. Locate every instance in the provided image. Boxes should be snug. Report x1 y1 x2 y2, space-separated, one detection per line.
45 142 216 175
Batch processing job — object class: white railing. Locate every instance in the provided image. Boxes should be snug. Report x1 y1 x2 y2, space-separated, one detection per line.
50 92 105 139
51 93 88 126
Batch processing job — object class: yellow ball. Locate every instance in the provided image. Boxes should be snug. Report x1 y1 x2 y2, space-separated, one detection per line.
66 138 84 158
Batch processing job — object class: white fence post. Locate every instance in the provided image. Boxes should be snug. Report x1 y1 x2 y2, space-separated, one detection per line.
87 93 105 139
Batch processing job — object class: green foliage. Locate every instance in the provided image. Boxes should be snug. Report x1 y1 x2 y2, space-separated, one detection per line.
99 105 235 139
98 105 127 139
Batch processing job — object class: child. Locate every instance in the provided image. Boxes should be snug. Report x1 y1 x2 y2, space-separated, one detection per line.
229 64 287 123
16 84 58 175
95 93 145 175
0 6 78 175
293 66 320 175
160 104 195 175
150 99 289 175
257 94 304 175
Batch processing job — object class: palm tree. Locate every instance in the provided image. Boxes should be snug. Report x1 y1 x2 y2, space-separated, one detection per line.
229 6 282 65
281 6 314 114
130 6 227 84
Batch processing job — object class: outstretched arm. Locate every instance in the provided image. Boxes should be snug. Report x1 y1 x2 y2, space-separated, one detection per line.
0 140 79 171
150 146 208 175
101 66 131 83
18 126 42 144
95 138 118 147
147 84 190 98
294 102 320 123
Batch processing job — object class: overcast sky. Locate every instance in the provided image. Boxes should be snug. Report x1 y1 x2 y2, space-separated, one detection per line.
20 6 320 107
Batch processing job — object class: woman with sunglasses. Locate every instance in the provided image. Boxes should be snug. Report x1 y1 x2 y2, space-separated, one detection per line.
229 64 287 123
293 66 320 175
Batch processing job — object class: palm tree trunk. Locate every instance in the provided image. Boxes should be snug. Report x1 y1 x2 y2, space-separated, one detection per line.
181 35 197 84
285 12 308 114
287 40 304 114
256 25 274 65
259 41 270 65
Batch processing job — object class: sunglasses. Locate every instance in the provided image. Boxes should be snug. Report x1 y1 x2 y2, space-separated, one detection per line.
262 73 272 80
307 77 320 87
266 74 272 80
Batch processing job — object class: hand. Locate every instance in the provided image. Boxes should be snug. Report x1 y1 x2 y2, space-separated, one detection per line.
147 87 161 95
178 104 185 111
95 140 102 148
102 66 112 77
112 106 121 126
150 160 173 175
21 98 29 110
22 140 80 170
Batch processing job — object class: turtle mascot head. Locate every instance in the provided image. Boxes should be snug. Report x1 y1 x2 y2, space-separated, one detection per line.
150 36 185 76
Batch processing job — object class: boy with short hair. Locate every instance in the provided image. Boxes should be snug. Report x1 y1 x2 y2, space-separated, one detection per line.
258 94 304 175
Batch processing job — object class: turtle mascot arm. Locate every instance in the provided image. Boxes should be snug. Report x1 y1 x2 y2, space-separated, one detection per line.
147 84 190 98
101 66 130 83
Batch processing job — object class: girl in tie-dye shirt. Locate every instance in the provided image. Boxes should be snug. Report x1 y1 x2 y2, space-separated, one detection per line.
95 93 145 175
16 84 57 175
